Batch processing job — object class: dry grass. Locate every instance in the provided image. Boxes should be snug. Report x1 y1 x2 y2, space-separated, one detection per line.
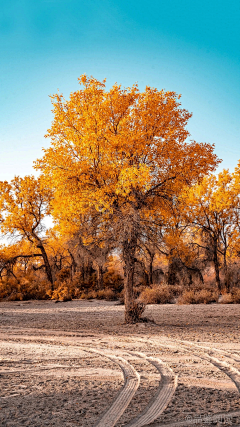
138 284 173 304
219 293 233 304
178 289 218 305
95 289 117 301
231 287 240 303
219 288 240 304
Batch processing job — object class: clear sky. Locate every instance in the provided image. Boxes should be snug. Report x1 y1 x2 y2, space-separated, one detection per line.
1 0 239 181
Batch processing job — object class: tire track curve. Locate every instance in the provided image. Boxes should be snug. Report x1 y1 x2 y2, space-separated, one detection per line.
174 338 240 364
198 352 240 392
80 347 140 427
125 351 178 427
2 334 239 426
162 338 240 393
140 337 240 393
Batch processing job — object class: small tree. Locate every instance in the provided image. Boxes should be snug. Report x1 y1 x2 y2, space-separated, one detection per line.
181 170 240 292
0 176 54 288
36 75 220 322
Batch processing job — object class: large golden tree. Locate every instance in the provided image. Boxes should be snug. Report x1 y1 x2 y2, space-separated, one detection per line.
36 75 220 322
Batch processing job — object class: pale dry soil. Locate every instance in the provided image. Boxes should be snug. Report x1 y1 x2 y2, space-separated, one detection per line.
0 300 240 426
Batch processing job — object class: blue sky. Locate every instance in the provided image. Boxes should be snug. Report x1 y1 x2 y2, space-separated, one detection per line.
0 0 239 181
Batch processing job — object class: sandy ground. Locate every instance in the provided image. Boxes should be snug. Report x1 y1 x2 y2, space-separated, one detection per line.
0 300 240 427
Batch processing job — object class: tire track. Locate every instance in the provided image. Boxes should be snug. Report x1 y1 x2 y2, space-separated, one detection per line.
81 348 140 427
125 351 177 427
139 336 240 393
197 352 240 392
82 346 178 427
1 333 239 427
174 338 240 363
161 338 240 393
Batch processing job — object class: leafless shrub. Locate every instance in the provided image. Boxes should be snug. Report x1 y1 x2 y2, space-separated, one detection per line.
96 288 116 301
139 284 173 304
230 287 240 303
219 293 233 304
178 289 218 304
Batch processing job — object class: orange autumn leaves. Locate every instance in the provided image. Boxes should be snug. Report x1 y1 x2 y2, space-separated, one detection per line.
0 176 52 240
0 176 54 285
35 75 220 233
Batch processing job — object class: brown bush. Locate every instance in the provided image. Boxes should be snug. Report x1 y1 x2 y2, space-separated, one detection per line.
51 282 73 301
78 288 117 301
139 284 173 304
230 287 240 303
87 290 98 299
51 277 90 301
178 289 218 305
0 276 51 301
96 288 116 301
219 293 233 304
79 292 88 300
168 284 183 297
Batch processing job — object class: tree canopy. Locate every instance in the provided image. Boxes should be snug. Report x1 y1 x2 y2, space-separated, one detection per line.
34 75 220 322
0 176 54 286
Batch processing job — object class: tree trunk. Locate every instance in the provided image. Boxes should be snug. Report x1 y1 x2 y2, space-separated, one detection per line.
223 253 230 292
167 257 180 286
213 244 221 292
97 264 104 289
123 229 141 323
37 243 54 290
81 264 85 283
124 261 135 323
149 254 154 286
85 258 94 284
68 250 77 279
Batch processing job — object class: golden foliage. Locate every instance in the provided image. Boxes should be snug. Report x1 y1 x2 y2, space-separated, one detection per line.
35 75 220 237
0 175 52 240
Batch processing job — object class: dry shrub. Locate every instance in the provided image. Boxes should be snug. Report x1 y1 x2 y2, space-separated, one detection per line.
79 292 88 300
139 284 173 304
79 290 98 299
219 293 233 304
51 285 72 301
230 287 240 303
0 278 18 300
168 284 183 297
87 290 98 299
0 276 51 301
51 279 80 301
178 289 218 305
79 288 116 301
7 291 24 301
96 289 116 301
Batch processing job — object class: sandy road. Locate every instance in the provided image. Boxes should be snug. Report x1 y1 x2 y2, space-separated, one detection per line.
1 300 240 426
